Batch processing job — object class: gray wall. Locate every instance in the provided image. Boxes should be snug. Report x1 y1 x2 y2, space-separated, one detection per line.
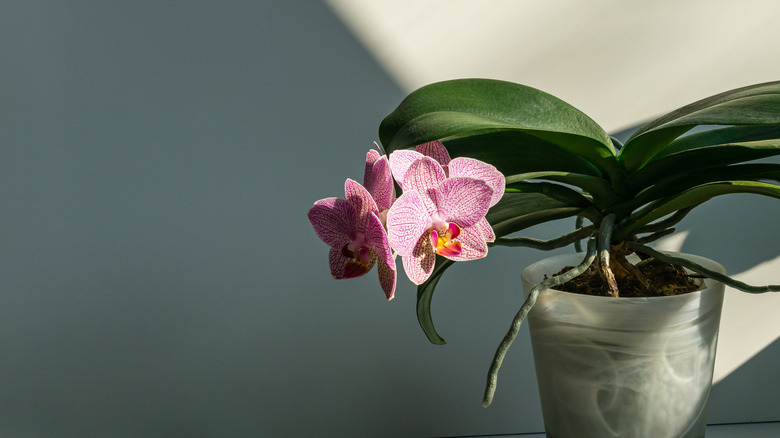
1 1 777 437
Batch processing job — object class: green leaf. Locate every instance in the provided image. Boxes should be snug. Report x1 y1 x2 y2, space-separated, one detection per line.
630 139 780 191
619 81 780 173
437 130 604 177
487 192 585 238
616 180 780 239
378 79 622 181
505 171 620 209
416 258 455 345
507 181 592 208
655 125 780 158
620 163 780 212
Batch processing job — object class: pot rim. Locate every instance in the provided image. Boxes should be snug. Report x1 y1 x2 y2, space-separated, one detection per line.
521 251 726 303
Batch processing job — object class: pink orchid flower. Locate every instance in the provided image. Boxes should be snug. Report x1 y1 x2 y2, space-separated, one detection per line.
363 145 396 227
386 156 495 285
389 141 505 245
308 178 397 300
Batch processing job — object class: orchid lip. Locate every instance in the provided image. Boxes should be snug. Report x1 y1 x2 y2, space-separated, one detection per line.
343 260 371 279
430 222 463 257
437 240 462 257
341 244 372 265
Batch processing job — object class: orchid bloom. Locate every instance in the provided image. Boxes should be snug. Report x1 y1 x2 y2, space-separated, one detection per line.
363 144 395 227
389 141 505 245
308 178 397 300
386 156 496 284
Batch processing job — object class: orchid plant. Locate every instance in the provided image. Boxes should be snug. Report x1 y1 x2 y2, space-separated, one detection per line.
308 78 780 407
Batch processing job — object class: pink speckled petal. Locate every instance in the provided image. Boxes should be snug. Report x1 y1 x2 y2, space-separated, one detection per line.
388 149 424 189
344 179 379 234
308 197 356 248
364 212 395 270
386 190 432 256
429 229 439 249
328 247 349 278
449 157 505 207
377 255 397 300
435 177 492 228
401 234 436 285
364 154 395 211
416 140 451 166
402 157 446 215
475 217 496 243
365 148 381 170
443 226 488 262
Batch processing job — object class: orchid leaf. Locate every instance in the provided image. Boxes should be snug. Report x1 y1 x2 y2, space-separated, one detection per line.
506 181 593 209
378 79 623 182
505 171 620 209
630 139 780 190
439 130 604 177
627 163 780 209
619 81 780 173
654 125 780 158
617 181 780 239
486 192 585 238
416 257 455 344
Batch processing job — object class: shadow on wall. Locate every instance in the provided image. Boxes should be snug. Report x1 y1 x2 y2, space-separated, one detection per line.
710 338 780 423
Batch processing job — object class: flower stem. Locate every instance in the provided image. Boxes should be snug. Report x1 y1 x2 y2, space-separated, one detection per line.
482 237 597 408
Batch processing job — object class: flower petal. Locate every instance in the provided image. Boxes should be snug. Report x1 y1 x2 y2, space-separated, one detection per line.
443 226 488 261
365 212 395 270
386 190 432 256
401 234 436 285
308 197 356 248
416 140 451 167
377 256 397 300
434 177 493 228
364 153 395 211
474 217 496 243
402 157 446 215
344 179 379 234
449 157 505 207
329 247 349 278
365 148 381 168
388 150 424 189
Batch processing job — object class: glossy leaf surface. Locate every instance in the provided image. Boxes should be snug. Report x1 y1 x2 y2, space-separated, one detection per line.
379 79 623 182
619 81 780 173
630 139 780 191
617 181 780 239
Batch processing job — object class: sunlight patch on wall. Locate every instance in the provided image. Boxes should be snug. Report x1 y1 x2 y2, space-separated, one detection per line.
326 0 780 132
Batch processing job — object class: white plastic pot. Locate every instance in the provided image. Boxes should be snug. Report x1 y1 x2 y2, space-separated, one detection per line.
521 253 726 438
